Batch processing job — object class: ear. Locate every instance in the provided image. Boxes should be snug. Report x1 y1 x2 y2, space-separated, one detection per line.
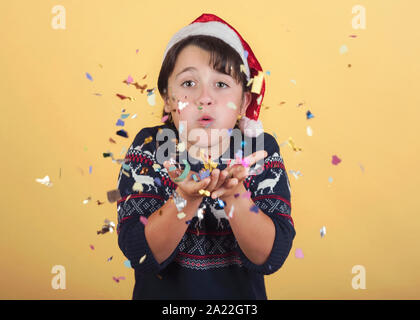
240 92 252 117
163 95 172 113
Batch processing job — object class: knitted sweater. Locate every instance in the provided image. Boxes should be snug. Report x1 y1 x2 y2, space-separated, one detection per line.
116 123 295 300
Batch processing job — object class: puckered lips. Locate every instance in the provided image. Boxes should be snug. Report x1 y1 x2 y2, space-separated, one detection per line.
197 114 215 127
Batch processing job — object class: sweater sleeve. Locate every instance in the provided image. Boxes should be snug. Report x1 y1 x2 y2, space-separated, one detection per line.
116 127 178 274
237 132 296 275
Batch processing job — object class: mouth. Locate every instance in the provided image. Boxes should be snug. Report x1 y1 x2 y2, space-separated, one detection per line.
197 115 215 127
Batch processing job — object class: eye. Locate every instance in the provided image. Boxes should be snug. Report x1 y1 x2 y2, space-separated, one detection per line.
181 80 195 88
216 82 229 89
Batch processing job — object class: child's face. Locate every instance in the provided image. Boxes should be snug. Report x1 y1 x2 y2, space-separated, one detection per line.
164 45 251 149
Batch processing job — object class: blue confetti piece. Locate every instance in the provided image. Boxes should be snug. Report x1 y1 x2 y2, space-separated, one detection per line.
199 170 210 180
124 260 131 268
116 119 125 126
116 130 128 138
120 114 130 119
192 174 199 182
306 110 314 119
89 166 92 174
154 177 162 186
218 199 225 208
86 72 93 81
250 205 259 213
266 71 271 76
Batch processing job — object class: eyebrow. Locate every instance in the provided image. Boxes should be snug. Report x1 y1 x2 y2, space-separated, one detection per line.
175 66 198 79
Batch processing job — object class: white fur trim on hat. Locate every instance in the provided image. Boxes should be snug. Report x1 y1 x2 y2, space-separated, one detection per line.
162 21 250 79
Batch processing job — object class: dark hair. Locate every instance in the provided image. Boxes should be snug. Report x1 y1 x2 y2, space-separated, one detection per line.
158 35 250 128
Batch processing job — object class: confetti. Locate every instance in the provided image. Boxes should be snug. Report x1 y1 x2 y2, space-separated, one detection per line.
288 137 302 152
290 79 296 85
177 142 186 152
289 170 303 180
116 130 128 138
227 102 237 110
120 114 130 119
306 126 313 136
266 71 271 76
107 256 113 262
97 219 116 234
89 245 95 250
161 115 169 123
197 207 204 220
109 138 116 144
139 216 148 226
339 44 348 54
112 276 126 283
131 114 137 119
199 170 210 180
250 205 259 213
192 174 199 182
139 254 147 264
320 226 326 238
116 93 135 101
144 136 153 145
82 196 92 204
177 212 186 220
147 92 156 106
96 200 104 205
328 176 333 183
136 49 139 54
154 177 162 186
242 191 252 199
218 199 225 208
126 75 133 84
124 260 131 268
359 163 365 173
174 160 190 183
35 175 53 187
306 110 314 119
116 119 125 126
332 155 341 165
295 248 304 259
251 71 264 94
178 101 189 111
228 205 235 219
198 189 210 197
86 72 93 81
107 189 122 203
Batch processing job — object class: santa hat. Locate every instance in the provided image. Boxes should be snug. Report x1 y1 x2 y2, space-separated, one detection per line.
162 13 265 136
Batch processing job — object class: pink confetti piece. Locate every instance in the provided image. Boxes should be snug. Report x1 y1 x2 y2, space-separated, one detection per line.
161 115 169 123
89 244 95 250
241 191 252 199
139 216 148 226
295 248 304 259
332 155 342 165
126 75 133 84
136 49 139 54
112 276 126 283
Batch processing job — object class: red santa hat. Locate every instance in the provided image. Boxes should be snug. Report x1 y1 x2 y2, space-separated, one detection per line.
162 13 266 126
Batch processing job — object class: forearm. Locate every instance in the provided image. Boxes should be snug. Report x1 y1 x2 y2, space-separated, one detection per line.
223 185 275 265
145 191 202 264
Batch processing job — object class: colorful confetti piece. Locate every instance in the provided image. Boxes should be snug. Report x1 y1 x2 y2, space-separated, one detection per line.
295 248 304 259
332 155 341 165
86 72 93 81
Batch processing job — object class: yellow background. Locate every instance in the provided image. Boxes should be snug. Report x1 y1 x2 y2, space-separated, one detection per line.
1 0 419 299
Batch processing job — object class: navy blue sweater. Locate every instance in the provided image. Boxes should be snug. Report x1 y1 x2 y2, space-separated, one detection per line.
116 124 295 299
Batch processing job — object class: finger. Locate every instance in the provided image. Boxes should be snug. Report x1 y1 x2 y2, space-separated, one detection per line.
206 169 220 192
212 178 238 199
191 176 211 194
244 150 268 168
214 169 228 190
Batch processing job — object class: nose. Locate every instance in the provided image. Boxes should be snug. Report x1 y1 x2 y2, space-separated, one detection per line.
197 86 214 107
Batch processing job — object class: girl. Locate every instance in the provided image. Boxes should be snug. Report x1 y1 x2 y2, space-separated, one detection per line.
116 13 295 300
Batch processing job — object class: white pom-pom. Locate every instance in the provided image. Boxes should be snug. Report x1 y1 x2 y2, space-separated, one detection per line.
239 116 264 137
